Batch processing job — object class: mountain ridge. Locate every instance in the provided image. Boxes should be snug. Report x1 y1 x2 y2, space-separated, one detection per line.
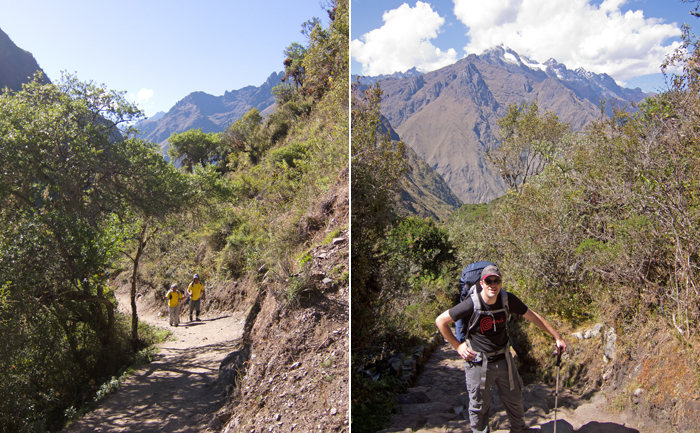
0 26 49 91
360 46 653 204
136 71 283 158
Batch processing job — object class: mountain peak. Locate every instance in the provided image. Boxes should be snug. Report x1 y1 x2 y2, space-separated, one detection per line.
476 46 650 101
148 111 166 121
0 26 50 91
352 67 424 87
265 71 284 87
135 74 280 153
372 45 653 204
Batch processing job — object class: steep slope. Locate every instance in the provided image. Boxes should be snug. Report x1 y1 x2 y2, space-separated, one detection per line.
378 115 462 222
0 27 49 91
371 46 652 203
136 72 283 156
216 170 349 433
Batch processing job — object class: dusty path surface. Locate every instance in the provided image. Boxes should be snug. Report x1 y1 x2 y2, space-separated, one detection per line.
63 296 245 433
378 343 642 433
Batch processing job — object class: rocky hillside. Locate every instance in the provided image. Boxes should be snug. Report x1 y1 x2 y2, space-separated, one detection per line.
378 115 462 222
215 169 349 433
361 46 652 204
0 27 49 91
135 72 283 158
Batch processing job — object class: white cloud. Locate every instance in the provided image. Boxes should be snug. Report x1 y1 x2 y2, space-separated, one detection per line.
351 1 459 76
136 88 154 104
453 0 682 81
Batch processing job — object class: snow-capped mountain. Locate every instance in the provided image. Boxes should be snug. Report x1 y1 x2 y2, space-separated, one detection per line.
361 46 653 204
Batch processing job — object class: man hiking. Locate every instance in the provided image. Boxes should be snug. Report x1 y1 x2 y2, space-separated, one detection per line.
165 283 183 327
187 274 205 322
435 264 567 433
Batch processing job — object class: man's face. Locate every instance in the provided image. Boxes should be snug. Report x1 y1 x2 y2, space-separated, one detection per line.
194 278 199 283
481 275 502 296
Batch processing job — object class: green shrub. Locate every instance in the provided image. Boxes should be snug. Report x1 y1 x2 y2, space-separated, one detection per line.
269 141 309 170
383 217 455 279
351 372 406 433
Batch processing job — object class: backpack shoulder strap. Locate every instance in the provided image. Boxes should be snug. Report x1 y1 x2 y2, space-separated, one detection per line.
466 289 482 339
500 289 510 321
470 288 481 310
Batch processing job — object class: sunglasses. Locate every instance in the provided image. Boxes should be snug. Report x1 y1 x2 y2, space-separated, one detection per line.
484 277 502 285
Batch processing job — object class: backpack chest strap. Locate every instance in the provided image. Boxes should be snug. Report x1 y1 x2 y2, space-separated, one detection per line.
468 289 510 335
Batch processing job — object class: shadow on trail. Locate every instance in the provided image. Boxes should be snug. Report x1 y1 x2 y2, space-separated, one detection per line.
577 421 639 433
177 316 231 328
63 337 241 432
182 321 206 328
539 420 639 433
64 365 216 432
143 341 236 377
201 315 231 322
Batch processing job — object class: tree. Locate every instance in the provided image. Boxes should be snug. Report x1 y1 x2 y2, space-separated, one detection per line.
222 108 266 166
384 217 455 279
351 83 409 344
682 0 700 17
302 0 348 101
168 128 223 172
0 72 189 349
282 42 307 88
486 100 570 194
351 84 408 256
0 72 190 429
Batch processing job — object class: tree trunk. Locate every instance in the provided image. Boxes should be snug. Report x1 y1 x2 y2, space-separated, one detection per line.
129 223 147 348
128 221 159 349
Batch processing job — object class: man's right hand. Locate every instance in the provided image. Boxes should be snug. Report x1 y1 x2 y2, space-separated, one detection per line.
456 341 477 361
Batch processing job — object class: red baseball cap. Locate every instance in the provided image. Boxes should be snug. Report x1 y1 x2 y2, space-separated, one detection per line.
481 265 502 280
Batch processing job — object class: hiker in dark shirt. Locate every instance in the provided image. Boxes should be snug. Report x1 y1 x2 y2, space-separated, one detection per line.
435 264 567 433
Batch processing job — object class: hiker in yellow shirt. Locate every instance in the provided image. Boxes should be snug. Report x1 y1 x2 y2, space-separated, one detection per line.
165 283 183 327
187 274 206 322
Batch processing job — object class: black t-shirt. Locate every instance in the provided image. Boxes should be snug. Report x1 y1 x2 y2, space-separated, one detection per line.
449 289 528 353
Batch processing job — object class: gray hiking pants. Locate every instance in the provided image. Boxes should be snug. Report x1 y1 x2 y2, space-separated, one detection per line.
464 357 527 433
189 298 201 316
168 305 180 326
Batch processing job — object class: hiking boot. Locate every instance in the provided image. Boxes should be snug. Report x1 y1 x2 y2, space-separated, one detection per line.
196 317 202 322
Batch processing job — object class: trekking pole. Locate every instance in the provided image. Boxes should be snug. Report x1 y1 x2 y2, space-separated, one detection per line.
554 349 562 433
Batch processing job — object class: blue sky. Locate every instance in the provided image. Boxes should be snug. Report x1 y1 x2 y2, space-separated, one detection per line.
350 0 696 93
0 0 328 117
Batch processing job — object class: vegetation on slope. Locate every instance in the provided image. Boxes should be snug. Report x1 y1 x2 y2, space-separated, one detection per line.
0 72 189 432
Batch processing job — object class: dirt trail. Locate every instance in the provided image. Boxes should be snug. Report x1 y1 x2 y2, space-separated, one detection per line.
63 295 245 433
378 343 641 433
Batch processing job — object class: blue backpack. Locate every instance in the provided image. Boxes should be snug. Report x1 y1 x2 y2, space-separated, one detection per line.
455 261 510 342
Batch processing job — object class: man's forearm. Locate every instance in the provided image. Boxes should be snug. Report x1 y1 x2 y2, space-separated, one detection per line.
435 311 460 349
523 309 567 351
524 309 562 340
